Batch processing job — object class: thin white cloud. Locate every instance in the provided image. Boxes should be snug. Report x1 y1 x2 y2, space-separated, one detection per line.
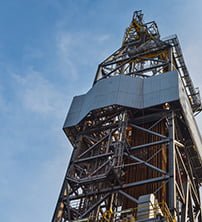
12 68 66 118
55 31 113 81
3 143 69 222
56 32 79 80
0 67 70 222
96 34 111 42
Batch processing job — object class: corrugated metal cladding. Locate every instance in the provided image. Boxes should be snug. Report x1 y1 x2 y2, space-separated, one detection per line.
64 71 180 127
123 120 168 209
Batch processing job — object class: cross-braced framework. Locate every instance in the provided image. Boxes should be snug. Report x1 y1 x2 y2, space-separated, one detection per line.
52 10 202 222
94 10 201 113
52 106 202 221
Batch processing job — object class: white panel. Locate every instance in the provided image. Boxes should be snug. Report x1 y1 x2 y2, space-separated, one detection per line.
64 71 180 128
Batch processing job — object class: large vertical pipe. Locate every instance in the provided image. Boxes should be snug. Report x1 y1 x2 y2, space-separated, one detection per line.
168 111 176 219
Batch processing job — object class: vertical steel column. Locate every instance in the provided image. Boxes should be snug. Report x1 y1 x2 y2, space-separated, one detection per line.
51 10 202 221
168 111 176 218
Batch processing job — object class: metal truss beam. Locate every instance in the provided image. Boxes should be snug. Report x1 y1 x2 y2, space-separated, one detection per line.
52 106 202 222
52 11 202 222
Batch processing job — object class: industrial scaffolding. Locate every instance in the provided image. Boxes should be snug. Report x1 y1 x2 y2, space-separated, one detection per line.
52 11 202 222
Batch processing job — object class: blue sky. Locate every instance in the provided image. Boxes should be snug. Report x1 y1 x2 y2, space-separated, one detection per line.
0 0 202 221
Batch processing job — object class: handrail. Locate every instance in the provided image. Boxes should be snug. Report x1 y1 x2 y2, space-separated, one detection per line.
72 201 176 222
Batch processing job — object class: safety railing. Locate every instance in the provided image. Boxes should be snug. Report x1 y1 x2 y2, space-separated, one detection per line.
71 201 175 222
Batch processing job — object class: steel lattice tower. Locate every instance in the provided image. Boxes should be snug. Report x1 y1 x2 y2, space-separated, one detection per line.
52 11 202 222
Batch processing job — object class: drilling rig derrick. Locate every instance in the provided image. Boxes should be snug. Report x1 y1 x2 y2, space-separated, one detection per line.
52 11 202 222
